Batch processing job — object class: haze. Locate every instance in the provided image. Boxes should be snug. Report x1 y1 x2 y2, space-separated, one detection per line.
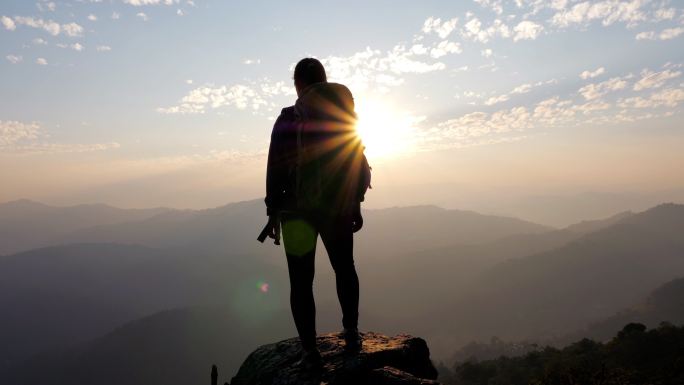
2 0 684 226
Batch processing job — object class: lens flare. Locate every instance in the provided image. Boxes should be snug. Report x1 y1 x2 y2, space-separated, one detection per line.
354 98 422 159
258 281 270 293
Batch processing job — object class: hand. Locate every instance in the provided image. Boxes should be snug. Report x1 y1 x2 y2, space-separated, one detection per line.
351 203 363 233
267 214 281 245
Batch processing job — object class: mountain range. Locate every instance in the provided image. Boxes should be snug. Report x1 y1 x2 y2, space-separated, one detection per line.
0 198 682 384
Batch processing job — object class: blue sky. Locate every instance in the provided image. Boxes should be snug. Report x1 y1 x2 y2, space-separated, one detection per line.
1 0 683 219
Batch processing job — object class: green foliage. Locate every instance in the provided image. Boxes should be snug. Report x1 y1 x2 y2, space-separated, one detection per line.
446 323 684 385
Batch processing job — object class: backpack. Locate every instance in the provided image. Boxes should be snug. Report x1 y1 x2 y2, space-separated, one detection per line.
292 82 371 214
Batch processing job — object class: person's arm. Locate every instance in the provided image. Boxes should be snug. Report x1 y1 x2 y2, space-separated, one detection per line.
351 147 371 233
265 110 290 217
263 109 293 243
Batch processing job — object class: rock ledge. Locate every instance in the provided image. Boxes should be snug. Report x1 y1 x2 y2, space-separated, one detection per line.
230 332 441 385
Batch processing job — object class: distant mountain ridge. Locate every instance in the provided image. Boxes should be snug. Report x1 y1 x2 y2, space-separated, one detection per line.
1 198 553 257
0 199 173 255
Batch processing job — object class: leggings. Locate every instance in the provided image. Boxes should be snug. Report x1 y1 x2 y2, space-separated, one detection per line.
280 211 359 349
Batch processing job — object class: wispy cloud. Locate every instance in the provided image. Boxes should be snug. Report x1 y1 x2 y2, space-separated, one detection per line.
483 79 557 106
580 67 606 79
157 80 294 114
6 54 22 64
2 16 84 37
422 17 459 38
1 15 16 30
636 27 684 41
124 0 179 6
618 87 684 108
578 76 629 100
0 120 120 154
0 120 40 146
550 1 648 28
633 68 681 91
422 62 684 150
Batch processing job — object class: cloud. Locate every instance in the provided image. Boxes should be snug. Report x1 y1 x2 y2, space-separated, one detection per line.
473 0 504 15
1 15 16 30
578 76 628 100
633 69 681 91
32 37 48 45
652 7 676 21
513 20 544 41
1 120 121 154
136 12 149 21
425 92 619 150
96 45 112 51
71 43 85 51
659 27 684 40
157 83 281 114
484 94 510 106
9 142 121 154
163 17 460 113
460 17 510 43
6 54 22 64
62 22 84 37
429 40 462 58
636 27 683 40
12 16 60 35
37 2 57 12
635 31 655 40
425 106 532 148
36 57 48 65
125 0 178 5
87 14 98 21
580 67 605 79
112 12 120 20
481 79 556 106
550 0 648 28
511 83 533 94
7 16 84 37
425 62 684 150
320 46 448 92
243 58 261 65
0 121 40 146
422 17 459 38
618 88 684 108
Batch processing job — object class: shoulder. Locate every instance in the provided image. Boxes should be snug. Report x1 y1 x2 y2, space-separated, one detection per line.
278 106 296 121
272 106 296 136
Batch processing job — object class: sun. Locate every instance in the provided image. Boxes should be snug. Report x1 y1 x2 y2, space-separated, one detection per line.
354 98 420 159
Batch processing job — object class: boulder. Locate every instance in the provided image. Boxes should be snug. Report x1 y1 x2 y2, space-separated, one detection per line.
230 332 440 385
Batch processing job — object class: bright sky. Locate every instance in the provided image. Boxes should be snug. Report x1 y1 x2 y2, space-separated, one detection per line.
1 0 683 217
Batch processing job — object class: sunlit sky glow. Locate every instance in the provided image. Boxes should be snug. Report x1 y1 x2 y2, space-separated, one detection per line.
1 0 683 218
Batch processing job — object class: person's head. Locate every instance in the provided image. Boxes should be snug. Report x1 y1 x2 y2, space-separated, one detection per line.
294 58 327 96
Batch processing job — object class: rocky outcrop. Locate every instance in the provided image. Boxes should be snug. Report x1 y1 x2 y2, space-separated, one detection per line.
229 332 441 385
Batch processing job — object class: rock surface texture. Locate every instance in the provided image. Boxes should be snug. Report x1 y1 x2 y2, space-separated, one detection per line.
230 332 441 385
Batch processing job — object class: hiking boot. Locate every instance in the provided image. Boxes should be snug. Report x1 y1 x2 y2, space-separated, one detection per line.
343 328 362 352
297 346 323 370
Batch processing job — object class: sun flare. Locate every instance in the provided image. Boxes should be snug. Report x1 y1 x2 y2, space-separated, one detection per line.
354 98 421 159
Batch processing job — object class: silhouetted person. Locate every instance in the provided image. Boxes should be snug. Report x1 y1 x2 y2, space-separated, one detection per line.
262 58 371 366
211 364 218 385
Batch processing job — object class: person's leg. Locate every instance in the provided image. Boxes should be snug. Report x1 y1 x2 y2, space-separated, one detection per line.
281 212 319 350
319 214 359 331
